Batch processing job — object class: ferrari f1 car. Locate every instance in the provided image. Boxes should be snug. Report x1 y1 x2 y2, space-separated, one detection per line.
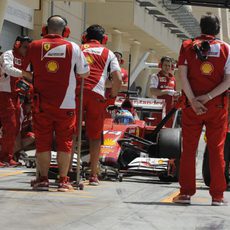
99 92 182 182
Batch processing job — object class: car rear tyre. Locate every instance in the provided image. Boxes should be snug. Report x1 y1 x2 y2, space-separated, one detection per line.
158 128 181 182
202 132 230 187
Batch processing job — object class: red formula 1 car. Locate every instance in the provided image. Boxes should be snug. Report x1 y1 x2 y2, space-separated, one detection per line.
98 92 182 182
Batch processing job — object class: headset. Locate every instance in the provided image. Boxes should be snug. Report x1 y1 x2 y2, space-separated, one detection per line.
114 51 124 64
81 25 108 45
14 36 32 49
158 56 174 70
41 15 70 38
192 38 215 62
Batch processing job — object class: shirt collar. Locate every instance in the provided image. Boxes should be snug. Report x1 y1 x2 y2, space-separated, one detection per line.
87 40 101 45
159 70 173 78
197 34 216 40
43 34 63 39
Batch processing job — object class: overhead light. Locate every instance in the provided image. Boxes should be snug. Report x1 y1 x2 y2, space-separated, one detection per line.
177 34 189 39
170 29 183 34
113 28 122 34
164 23 178 28
136 0 156 7
147 9 164 15
156 17 171 23
133 40 141 45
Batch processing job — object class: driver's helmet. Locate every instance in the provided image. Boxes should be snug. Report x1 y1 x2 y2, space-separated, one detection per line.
114 109 134 125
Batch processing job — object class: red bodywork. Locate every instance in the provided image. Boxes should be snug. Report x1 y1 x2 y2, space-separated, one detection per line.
100 118 146 166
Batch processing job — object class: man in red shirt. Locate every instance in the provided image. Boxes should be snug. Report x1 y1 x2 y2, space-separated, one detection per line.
104 51 128 117
114 51 128 90
149 56 178 127
77 24 122 185
0 36 32 167
24 15 89 191
173 15 230 205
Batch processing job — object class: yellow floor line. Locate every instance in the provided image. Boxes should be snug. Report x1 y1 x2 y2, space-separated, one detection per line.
0 171 25 178
160 190 180 203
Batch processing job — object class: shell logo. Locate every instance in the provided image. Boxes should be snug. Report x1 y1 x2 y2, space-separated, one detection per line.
85 55 94 65
200 62 214 75
104 138 116 146
46 61 59 73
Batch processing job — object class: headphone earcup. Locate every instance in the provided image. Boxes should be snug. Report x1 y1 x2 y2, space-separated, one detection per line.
63 26 70 38
121 59 125 65
158 63 162 69
102 34 108 45
81 33 88 44
41 26 48 37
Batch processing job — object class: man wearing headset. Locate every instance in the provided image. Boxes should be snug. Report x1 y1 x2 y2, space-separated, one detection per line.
24 15 89 191
0 36 32 167
104 51 128 117
173 15 230 206
106 51 128 92
149 56 178 127
76 24 122 185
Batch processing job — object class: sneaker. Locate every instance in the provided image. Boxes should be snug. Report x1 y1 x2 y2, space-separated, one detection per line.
32 176 49 191
58 176 74 192
172 194 191 204
7 159 22 167
0 161 6 167
89 175 99 186
212 198 228 206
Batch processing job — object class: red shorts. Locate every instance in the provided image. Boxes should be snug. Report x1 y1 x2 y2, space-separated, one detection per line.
33 104 75 153
76 90 105 139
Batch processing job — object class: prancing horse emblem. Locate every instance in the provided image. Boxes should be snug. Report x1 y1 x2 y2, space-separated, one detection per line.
44 43 51 51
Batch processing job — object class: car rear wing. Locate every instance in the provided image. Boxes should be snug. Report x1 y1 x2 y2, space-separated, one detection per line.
115 96 166 113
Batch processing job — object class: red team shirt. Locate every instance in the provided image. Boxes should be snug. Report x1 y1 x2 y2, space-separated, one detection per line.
149 71 176 127
121 68 128 84
77 40 120 97
149 71 176 92
24 34 89 109
178 35 230 95
149 70 176 107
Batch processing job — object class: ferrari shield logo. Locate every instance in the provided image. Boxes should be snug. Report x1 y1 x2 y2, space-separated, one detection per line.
44 43 51 51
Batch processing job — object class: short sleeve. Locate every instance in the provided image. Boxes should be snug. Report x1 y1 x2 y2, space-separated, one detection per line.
224 44 230 75
149 74 159 89
108 51 121 73
71 42 89 75
177 43 188 66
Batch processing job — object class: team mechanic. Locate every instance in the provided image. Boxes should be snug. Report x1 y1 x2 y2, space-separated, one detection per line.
76 24 122 185
0 36 32 167
105 51 128 117
173 15 230 206
149 56 178 127
24 15 89 191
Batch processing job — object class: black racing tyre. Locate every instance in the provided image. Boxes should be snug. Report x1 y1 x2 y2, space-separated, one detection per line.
202 132 230 187
158 128 181 159
158 128 182 182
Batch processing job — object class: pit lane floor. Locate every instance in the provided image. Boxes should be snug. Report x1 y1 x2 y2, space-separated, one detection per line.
0 135 230 230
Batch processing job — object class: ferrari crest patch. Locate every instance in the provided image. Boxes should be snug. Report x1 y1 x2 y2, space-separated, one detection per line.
44 43 51 51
